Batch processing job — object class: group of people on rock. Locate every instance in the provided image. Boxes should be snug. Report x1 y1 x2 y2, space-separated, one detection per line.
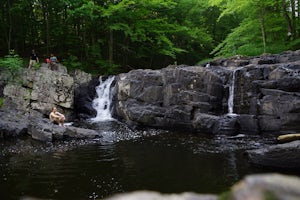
28 49 59 71
28 50 66 126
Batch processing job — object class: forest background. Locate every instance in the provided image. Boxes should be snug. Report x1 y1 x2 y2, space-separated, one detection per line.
1 0 300 75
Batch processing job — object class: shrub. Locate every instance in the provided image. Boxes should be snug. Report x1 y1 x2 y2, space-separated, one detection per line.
0 50 23 78
0 98 3 108
62 55 82 71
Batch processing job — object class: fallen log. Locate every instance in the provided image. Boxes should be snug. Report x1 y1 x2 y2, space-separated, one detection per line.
277 133 300 142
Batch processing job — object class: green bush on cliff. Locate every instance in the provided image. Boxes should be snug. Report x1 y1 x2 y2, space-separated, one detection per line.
0 98 3 108
33 62 41 70
0 50 23 78
62 55 82 71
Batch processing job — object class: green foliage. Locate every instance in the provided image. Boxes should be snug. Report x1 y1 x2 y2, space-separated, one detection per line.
62 55 82 71
218 191 232 200
33 62 41 70
1 0 299 73
95 60 119 76
263 191 279 200
209 0 296 58
0 98 3 108
0 50 23 77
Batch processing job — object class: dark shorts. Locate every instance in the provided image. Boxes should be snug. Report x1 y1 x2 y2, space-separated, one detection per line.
50 120 59 125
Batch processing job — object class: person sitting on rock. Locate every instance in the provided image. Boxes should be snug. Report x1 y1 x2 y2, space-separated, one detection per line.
49 106 65 126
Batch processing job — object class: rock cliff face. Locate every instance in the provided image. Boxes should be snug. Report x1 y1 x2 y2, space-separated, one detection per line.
2 64 91 117
0 64 98 140
114 50 300 135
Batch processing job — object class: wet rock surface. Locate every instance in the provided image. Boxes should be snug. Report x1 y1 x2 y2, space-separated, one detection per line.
114 50 300 135
247 140 300 169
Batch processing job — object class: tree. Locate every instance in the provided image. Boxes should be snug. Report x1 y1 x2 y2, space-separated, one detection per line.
210 0 298 57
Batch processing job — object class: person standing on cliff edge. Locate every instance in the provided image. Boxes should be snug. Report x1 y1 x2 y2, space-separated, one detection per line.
28 49 39 69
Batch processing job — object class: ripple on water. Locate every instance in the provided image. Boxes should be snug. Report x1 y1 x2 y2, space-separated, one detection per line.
0 120 280 200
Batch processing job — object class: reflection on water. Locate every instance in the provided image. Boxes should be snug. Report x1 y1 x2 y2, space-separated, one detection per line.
0 120 281 200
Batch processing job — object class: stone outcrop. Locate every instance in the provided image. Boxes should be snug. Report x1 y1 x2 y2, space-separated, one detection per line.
28 117 100 142
247 140 300 169
0 64 98 141
0 110 28 138
113 51 300 135
114 66 225 132
2 64 74 116
74 77 99 119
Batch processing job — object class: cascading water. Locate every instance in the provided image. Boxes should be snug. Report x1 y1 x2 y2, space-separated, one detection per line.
90 76 115 122
228 67 242 115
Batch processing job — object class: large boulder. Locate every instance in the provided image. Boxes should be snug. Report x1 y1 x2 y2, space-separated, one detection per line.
0 65 101 140
25 108 100 142
106 191 217 200
74 77 99 119
0 64 98 119
0 110 28 138
28 117 101 142
104 174 300 200
231 173 300 200
246 140 300 169
2 65 75 119
113 50 300 135
114 66 225 132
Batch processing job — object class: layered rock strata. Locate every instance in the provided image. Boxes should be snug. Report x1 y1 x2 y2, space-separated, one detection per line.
114 51 300 135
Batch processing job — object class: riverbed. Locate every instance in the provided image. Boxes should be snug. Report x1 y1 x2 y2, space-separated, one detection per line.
0 120 286 200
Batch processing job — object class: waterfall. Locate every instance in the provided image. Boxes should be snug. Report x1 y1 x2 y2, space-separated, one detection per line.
228 68 242 115
90 76 115 122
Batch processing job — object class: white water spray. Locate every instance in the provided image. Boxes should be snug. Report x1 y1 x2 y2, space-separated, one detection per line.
228 67 242 115
90 76 115 122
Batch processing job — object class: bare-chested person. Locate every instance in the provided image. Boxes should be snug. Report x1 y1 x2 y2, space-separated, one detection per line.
49 106 65 126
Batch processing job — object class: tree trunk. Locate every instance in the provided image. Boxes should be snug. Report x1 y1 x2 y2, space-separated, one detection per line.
282 0 293 39
260 10 267 53
7 0 12 52
43 1 50 55
290 0 297 38
82 20 88 58
109 29 113 67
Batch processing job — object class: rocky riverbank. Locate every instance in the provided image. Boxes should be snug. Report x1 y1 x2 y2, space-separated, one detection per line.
1 51 300 170
113 51 300 135
0 64 100 141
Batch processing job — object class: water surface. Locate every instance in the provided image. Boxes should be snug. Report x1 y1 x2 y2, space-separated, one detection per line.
0 121 283 200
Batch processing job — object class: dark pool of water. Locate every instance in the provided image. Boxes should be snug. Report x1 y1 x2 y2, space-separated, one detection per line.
0 120 289 200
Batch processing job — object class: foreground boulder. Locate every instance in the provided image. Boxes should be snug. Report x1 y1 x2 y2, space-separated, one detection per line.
106 191 217 200
105 174 300 200
247 140 300 169
231 173 300 200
